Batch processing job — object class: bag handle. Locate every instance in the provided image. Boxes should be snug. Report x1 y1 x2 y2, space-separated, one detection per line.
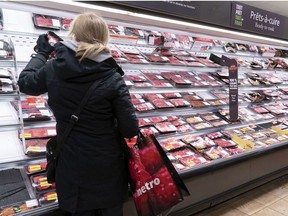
54 78 103 157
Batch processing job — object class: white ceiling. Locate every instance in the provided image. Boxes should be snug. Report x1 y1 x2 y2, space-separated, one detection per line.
239 1 288 17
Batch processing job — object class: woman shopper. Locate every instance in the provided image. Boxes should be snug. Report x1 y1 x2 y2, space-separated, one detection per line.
18 13 138 216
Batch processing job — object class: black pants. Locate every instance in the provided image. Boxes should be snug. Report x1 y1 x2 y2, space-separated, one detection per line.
67 204 123 216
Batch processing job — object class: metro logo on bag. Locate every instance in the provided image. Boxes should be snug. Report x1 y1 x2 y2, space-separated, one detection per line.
127 133 190 216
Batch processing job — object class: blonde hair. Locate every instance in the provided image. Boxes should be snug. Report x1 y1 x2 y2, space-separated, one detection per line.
69 12 110 61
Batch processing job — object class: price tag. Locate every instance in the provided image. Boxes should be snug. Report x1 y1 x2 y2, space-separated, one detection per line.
26 146 45 152
47 193 58 201
52 19 61 27
20 133 32 139
232 135 255 150
47 129 56 136
28 164 41 172
0 41 4 49
25 199 38 208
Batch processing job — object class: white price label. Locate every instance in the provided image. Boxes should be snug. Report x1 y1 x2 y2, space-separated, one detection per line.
47 129 57 136
26 199 38 208
52 19 61 27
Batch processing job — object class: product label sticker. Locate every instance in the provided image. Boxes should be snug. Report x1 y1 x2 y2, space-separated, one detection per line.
26 199 38 208
47 129 56 136
52 19 61 27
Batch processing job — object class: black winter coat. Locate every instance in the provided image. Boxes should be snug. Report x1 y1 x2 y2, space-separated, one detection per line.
18 42 139 213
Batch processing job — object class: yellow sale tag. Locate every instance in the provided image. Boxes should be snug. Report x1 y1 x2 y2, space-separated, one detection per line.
28 165 41 172
47 193 57 201
19 133 32 139
272 126 288 135
27 146 41 151
39 182 51 187
39 177 47 182
232 135 255 151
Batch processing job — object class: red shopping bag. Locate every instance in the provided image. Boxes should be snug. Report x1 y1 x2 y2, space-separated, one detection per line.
127 133 190 216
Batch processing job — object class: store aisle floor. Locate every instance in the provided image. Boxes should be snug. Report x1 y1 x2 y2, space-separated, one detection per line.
193 175 288 216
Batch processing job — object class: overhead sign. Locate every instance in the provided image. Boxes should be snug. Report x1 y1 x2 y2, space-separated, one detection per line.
231 2 286 39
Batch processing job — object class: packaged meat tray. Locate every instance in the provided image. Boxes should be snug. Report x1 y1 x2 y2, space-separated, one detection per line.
32 14 61 30
138 118 153 127
189 137 216 150
26 162 47 175
251 106 269 114
145 54 170 63
134 82 153 88
206 132 224 140
213 138 237 148
176 124 193 133
179 155 208 167
181 92 203 101
125 54 149 63
38 190 58 206
130 94 143 99
151 99 175 109
167 116 179 121
140 126 159 137
149 79 173 88
202 147 222 160
201 113 220 121
207 99 227 106
148 116 168 123
159 138 187 151
172 162 188 171
225 146 246 155
22 109 52 122
190 100 210 108
163 92 182 99
134 102 155 112
171 119 187 126
142 72 165 80
144 93 164 100
276 134 288 142
170 148 196 159
126 74 147 82
131 98 146 105
185 115 204 124
192 122 213 130
169 98 190 107
170 76 192 86
210 120 229 127
155 122 177 133
20 127 56 139
181 135 202 144
31 174 56 192
167 56 186 65
25 138 50 156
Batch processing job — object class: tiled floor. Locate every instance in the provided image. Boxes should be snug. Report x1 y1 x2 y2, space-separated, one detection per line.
193 175 288 216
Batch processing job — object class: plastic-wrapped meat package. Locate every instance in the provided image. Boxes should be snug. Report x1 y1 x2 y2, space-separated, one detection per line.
31 173 56 192
142 72 165 80
175 34 194 49
170 76 192 86
181 135 202 144
26 162 47 174
146 54 170 63
150 80 173 88
151 99 175 109
206 132 224 140
32 14 61 30
138 118 153 128
125 54 149 63
213 138 237 148
20 127 56 139
134 102 155 112
162 32 176 41
171 119 187 126
134 82 153 88
131 99 146 105
25 139 50 156
144 93 164 101
159 138 187 151
201 113 220 121
130 94 143 99
175 55 197 62
181 93 203 101
126 75 147 82
207 99 227 106
189 137 215 150
198 74 216 81
185 61 205 67
22 108 52 122
210 120 229 127
251 106 269 114
170 148 196 159
163 92 182 99
185 115 204 124
225 146 246 155
176 124 193 133
202 147 222 160
167 116 179 121
192 122 213 130
140 126 159 137
215 146 231 158
148 116 168 123
169 99 190 107
155 122 177 133
161 72 179 80
167 56 186 65
179 155 208 167
190 100 210 108
172 162 188 171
